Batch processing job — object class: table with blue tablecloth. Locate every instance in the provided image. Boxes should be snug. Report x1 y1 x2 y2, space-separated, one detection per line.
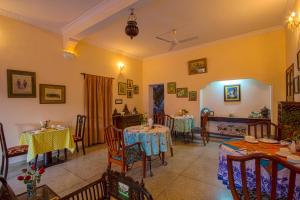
173 116 194 133
218 141 300 199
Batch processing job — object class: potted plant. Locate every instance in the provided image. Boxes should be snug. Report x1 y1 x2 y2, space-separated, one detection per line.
17 165 45 199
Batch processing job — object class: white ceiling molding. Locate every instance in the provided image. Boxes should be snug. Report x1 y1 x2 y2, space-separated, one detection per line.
62 0 139 50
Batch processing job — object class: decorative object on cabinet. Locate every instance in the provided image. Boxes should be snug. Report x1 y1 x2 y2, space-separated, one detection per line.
167 82 176 94
7 69 36 98
260 106 270 119
286 64 294 101
209 111 214 116
133 107 138 114
118 82 127 95
127 79 133 89
278 101 300 140
115 99 123 104
127 90 133 98
188 58 207 75
39 84 66 104
297 50 300 70
112 114 142 129
189 91 197 101
113 109 120 116
133 85 139 94
176 88 188 98
122 104 130 115
224 84 241 102
201 107 211 115
294 75 300 94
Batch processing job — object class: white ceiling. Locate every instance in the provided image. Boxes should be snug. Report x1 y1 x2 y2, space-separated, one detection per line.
0 0 288 58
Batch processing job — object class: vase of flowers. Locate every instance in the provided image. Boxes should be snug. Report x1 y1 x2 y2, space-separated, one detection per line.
140 113 148 127
17 165 45 200
285 130 300 152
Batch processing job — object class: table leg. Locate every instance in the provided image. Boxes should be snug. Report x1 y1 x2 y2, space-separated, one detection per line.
44 152 52 167
161 152 168 166
147 156 153 177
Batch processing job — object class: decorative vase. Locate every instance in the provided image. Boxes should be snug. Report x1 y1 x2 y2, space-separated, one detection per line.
290 141 297 153
26 180 36 200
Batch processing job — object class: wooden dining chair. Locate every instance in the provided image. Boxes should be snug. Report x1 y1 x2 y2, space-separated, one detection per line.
248 121 278 139
104 125 146 178
164 115 174 156
191 113 209 145
227 153 300 200
73 115 87 155
0 123 28 180
153 113 165 125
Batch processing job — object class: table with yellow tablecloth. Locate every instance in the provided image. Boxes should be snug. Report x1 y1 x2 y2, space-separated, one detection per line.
19 128 75 162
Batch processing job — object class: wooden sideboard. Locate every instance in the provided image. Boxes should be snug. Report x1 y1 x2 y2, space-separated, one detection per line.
112 114 142 130
206 116 270 123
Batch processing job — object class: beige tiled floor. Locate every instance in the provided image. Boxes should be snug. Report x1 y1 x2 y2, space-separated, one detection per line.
7 141 233 200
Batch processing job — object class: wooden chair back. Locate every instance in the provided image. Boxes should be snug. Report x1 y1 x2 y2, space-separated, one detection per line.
165 115 174 132
0 123 8 178
201 113 209 129
153 114 165 125
104 126 125 159
75 115 86 139
0 176 18 200
248 121 278 139
227 153 300 200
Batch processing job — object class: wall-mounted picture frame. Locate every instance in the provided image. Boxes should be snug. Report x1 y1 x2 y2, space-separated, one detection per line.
286 64 294 102
127 90 133 98
39 84 66 104
127 79 133 89
176 88 188 98
297 50 300 70
133 85 139 94
167 82 176 94
224 85 241 102
294 76 300 94
118 82 127 95
188 58 207 75
7 69 36 98
115 99 123 104
189 91 197 101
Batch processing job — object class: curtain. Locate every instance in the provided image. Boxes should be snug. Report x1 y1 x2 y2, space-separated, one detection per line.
84 74 113 146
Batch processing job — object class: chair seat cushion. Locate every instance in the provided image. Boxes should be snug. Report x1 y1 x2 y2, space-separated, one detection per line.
73 135 82 141
7 145 28 157
112 146 142 164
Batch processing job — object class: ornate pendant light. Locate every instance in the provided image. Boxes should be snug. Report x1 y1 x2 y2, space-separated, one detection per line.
125 9 139 39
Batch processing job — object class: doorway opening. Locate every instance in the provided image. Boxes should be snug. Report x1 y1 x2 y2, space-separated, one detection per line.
149 84 164 116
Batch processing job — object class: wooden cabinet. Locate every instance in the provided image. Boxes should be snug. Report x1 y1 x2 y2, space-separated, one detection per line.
112 114 142 129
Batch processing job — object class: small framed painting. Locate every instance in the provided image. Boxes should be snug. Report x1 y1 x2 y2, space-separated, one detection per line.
167 82 176 94
127 90 133 98
297 50 300 70
188 58 207 75
133 85 139 94
115 99 123 104
7 69 36 98
294 76 300 94
127 79 133 89
118 82 127 95
189 91 197 101
176 88 188 98
39 84 66 104
224 85 241 102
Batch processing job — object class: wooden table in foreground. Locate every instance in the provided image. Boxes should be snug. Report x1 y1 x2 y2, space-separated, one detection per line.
17 185 59 200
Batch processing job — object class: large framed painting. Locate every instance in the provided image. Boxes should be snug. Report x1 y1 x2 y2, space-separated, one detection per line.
176 88 188 98
294 76 300 94
188 58 207 75
224 85 241 102
118 82 127 95
133 85 139 94
127 79 133 89
167 82 176 94
189 91 197 101
7 69 36 98
39 84 66 104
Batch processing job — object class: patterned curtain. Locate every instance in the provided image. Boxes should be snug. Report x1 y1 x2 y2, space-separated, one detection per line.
84 74 113 146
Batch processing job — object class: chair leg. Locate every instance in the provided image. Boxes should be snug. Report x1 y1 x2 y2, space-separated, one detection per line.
4 157 8 180
121 163 126 174
35 155 38 167
75 141 79 153
64 148 67 161
170 146 174 157
82 140 86 155
201 130 206 146
1 155 4 175
142 154 146 178
191 132 194 142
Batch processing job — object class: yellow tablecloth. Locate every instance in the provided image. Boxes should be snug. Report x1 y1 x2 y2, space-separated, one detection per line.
19 128 75 162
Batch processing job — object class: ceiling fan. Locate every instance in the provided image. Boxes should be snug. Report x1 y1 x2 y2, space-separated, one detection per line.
155 29 198 51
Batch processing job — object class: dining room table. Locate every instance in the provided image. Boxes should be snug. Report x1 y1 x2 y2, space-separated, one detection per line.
19 127 75 166
218 139 300 199
173 115 194 141
124 124 173 176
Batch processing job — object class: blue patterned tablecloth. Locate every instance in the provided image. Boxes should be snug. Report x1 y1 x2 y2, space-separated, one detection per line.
174 117 194 133
124 125 172 156
218 144 300 199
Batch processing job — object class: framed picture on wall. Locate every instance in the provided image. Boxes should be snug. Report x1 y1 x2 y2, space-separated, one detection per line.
176 88 188 98
127 90 133 98
224 85 241 102
7 69 36 98
294 76 300 94
118 82 127 95
127 79 133 89
115 99 123 104
297 50 300 70
39 84 66 104
133 85 139 94
286 64 294 102
188 58 207 75
167 82 176 94
189 91 197 101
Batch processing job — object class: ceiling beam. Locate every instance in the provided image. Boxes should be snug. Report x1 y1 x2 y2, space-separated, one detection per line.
62 0 139 50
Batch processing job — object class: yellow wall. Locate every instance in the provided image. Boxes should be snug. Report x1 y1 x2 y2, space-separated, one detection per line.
0 15 143 150
286 0 300 102
143 28 286 125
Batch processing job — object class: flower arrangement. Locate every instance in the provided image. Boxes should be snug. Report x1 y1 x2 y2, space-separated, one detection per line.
17 165 45 199
140 113 148 125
